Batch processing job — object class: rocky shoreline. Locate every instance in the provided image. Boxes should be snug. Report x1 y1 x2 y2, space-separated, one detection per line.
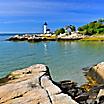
0 63 104 104
7 34 104 42
6 34 85 42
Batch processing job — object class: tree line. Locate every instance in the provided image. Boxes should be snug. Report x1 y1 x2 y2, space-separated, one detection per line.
55 25 76 35
78 19 104 35
55 18 104 36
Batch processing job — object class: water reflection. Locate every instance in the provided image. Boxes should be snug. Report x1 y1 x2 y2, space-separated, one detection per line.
43 42 48 56
58 41 79 48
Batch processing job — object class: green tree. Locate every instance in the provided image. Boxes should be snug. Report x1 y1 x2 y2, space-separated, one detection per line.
78 18 104 35
55 28 65 35
70 25 76 32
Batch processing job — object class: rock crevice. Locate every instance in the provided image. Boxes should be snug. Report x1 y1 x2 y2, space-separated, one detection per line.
2 62 104 104
0 64 78 104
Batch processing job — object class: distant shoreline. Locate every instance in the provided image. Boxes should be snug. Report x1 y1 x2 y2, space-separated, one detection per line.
6 33 104 42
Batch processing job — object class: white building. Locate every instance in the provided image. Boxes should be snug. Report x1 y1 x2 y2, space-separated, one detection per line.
43 22 51 34
46 29 50 34
43 22 47 34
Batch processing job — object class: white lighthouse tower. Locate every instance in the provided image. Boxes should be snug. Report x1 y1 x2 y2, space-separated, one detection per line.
43 22 47 34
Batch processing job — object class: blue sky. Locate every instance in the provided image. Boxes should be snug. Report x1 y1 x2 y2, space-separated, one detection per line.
0 0 104 33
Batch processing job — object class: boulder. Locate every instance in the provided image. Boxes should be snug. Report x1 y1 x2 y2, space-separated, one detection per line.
0 64 78 104
97 89 104 98
82 62 104 84
95 89 104 104
81 62 104 103
57 80 90 104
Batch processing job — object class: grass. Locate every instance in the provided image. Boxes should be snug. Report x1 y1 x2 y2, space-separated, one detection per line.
40 35 57 40
81 37 104 41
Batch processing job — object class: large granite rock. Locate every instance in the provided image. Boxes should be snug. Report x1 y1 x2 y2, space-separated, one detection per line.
94 89 104 104
83 62 104 84
81 62 104 103
0 64 78 104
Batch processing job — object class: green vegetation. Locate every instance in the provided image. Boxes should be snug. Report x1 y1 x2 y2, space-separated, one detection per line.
81 37 104 41
55 25 76 35
78 19 104 35
55 28 65 35
69 25 76 32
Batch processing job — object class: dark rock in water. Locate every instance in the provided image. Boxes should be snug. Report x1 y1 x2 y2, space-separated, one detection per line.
85 84 104 101
54 62 104 104
75 92 89 103
56 80 90 103
90 85 104 96
99 96 104 104
58 80 77 90
7 35 29 41
56 80 78 97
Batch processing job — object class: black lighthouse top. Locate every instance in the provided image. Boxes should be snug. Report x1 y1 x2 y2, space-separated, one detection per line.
44 22 47 25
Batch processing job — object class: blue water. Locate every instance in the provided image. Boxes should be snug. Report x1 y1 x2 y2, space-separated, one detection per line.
1 34 104 84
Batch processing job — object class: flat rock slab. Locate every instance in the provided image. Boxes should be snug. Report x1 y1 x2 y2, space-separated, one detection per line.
0 64 78 104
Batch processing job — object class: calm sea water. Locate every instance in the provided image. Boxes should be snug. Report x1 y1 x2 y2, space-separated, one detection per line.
1 34 104 85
